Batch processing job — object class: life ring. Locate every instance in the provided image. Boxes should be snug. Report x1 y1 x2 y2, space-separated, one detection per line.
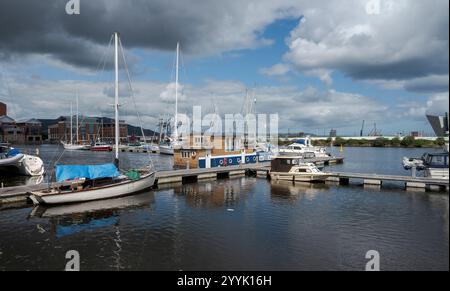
229 159 233 164
253 156 257 162
246 157 250 162
191 152 197 159
219 159 224 165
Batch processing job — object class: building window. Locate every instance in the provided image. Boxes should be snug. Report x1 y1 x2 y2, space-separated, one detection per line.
181 151 193 158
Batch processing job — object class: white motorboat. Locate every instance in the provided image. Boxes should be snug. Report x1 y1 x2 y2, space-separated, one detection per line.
0 146 45 176
270 156 331 182
403 113 448 180
279 136 331 158
30 32 155 205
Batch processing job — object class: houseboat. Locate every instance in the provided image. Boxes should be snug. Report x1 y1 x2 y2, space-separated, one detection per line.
173 134 258 169
270 156 331 182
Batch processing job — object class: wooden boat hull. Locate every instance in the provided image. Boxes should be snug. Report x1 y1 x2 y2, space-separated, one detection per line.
30 172 156 205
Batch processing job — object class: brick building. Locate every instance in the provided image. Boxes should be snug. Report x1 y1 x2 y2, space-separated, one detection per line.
48 116 128 144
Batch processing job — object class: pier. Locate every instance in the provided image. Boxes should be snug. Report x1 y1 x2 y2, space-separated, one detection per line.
1 155 448 205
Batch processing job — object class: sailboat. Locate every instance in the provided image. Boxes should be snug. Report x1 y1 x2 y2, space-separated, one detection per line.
159 42 181 156
62 93 91 151
30 32 156 205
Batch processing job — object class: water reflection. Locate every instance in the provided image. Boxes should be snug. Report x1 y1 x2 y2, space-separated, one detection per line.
270 180 329 202
28 192 155 239
173 178 255 209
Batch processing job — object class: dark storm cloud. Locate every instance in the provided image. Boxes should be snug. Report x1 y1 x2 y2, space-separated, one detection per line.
0 0 295 69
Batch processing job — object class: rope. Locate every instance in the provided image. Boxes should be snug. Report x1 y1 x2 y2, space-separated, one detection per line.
118 37 155 170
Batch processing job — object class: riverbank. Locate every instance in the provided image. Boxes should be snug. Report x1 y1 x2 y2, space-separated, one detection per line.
307 137 447 149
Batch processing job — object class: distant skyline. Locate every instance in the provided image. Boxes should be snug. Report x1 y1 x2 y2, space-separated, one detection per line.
0 0 448 136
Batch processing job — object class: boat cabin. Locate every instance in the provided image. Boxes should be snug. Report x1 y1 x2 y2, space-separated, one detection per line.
271 156 311 173
422 153 449 168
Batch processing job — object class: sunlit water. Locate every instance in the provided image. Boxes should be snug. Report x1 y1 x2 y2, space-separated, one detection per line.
0 145 448 270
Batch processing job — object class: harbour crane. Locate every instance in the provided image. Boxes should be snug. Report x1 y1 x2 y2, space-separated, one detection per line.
360 120 365 137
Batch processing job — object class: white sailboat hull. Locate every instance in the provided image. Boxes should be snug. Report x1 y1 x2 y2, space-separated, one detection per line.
30 172 156 205
159 145 174 155
62 143 91 151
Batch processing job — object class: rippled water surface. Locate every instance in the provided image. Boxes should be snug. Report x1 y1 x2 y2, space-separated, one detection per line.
0 145 448 270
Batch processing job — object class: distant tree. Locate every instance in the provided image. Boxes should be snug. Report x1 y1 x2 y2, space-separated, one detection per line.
435 137 446 146
401 136 415 147
372 137 388 147
334 137 346 146
390 137 401 147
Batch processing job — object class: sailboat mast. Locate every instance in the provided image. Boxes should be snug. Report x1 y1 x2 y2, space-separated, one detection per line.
174 42 179 141
70 102 73 145
114 32 120 162
76 91 79 144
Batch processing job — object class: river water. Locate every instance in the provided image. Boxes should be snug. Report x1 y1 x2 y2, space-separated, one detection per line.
0 145 448 270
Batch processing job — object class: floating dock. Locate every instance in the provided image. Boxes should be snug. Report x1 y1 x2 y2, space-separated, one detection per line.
1 155 448 205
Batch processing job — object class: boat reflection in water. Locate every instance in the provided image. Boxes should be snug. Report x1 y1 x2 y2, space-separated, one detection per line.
172 177 256 209
270 180 330 202
29 192 155 238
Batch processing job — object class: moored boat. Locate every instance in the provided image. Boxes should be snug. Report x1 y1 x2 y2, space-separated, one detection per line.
29 32 155 205
90 142 113 152
0 145 44 176
270 156 331 182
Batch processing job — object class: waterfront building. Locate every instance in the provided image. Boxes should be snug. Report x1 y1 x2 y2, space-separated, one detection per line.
174 133 256 169
47 116 128 144
0 102 43 144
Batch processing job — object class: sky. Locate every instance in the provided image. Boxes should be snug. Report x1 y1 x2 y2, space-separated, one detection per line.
0 0 448 136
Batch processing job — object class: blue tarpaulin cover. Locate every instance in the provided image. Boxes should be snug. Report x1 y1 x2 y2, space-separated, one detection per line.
6 148 20 157
56 163 120 182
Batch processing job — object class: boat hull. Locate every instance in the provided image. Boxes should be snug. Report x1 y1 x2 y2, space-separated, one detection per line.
91 146 113 152
0 154 44 176
270 172 331 182
159 145 174 155
63 144 91 151
30 172 156 205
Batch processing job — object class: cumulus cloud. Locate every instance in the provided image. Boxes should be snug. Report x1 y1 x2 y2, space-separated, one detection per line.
1 74 390 133
281 0 449 92
0 0 303 70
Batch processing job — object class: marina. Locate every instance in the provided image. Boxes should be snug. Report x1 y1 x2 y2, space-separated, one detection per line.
1 154 448 205
0 1 448 272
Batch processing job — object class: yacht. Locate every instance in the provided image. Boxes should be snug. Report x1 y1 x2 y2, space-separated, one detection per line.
279 136 331 158
270 156 331 182
30 32 156 205
403 113 449 180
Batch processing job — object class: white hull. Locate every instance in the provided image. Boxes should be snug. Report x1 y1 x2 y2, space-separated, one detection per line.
270 172 330 182
30 172 156 205
0 153 45 176
425 168 449 180
63 143 91 151
159 145 174 155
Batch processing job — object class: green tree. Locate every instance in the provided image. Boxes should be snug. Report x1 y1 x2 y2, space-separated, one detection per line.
390 137 401 147
435 137 446 146
401 136 415 147
372 137 388 147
